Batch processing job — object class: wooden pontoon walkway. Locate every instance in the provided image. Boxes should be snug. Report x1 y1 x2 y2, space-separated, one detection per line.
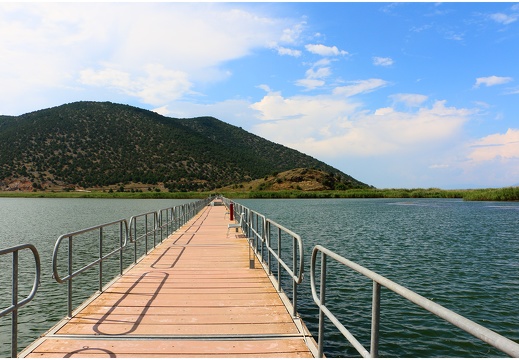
21 200 314 358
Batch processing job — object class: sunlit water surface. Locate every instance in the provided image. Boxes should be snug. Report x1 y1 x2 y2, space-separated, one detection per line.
0 198 193 357
238 198 518 357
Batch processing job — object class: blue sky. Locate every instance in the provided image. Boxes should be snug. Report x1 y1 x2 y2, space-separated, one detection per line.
1 2 518 189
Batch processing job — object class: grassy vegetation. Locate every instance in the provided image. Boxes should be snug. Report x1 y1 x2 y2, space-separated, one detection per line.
460 187 519 201
219 188 467 199
236 187 519 201
0 190 211 199
3 187 517 201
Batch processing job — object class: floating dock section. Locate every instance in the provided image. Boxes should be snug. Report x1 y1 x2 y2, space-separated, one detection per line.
19 200 315 358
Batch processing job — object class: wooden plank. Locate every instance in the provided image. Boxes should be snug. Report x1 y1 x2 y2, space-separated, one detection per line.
25 338 313 358
21 201 314 358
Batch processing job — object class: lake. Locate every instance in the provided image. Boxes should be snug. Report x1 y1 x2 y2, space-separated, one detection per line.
238 198 519 357
1 197 518 357
0 198 195 357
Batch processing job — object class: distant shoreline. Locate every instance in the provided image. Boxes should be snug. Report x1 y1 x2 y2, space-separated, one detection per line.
1 187 518 201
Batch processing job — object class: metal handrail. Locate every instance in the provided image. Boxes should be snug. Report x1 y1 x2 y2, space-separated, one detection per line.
310 245 519 358
263 217 304 317
266 218 304 285
129 211 159 262
52 219 129 317
157 207 176 239
0 244 41 358
244 208 266 257
222 198 304 317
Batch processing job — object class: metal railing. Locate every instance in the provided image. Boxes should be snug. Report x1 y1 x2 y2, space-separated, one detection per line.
264 217 304 317
52 197 214 318
0 244 41 358
129 211 159 262
222 198 304 317
157 207 176 240
52 219 129 317
310 244 519 358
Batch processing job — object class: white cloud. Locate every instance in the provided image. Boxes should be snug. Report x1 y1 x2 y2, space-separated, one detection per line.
280 21 306 43
429 164 449 169
444 31 464 41
489 12 518 25
251 85 471 160
277 47 302 57
333 79 388 97
467 128 519 162
295 58 335 90
79 67 132 90
251 89 361 123
373 56 394 67
474 76 513 88
135 65 194 105
307 100 471 157
306 67 332 79
374 107 394 116
457 128 519 187
295 67 332 90
295 79 326 90
313 58 333 67
305 44 348 56
390 93 428 107
257 84 272 93
0 3 302 114
111 6 289 73
80 64 193 105
505 87 519 95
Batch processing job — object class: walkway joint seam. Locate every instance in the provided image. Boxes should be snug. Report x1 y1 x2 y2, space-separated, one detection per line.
45 333 307 341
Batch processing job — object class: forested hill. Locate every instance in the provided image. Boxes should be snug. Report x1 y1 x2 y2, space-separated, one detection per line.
0 101 369 191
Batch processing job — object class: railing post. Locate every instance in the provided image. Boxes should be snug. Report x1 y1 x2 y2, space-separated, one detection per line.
68 236 73 318
145 216 148 254
167 208 170 232
173 208 177 235
163 209 166 238
292 235 297 317
167 209 170 236
259 214 265 262
266 221 271 275
11 250 18 358
119 222 123 275
153 213 157 248
253 214 258 258
248 212 255 269
277 227 282 292
318 251 327 358
133 219 137 264
371 281 381 358
99 227 103 292
254 214 258 259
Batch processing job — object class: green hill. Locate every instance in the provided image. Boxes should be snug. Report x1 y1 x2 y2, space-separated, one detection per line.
0 101 369 192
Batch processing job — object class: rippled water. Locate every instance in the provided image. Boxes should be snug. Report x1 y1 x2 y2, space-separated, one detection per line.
0 198 194 357
238 198 519 357
1 198 518 357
